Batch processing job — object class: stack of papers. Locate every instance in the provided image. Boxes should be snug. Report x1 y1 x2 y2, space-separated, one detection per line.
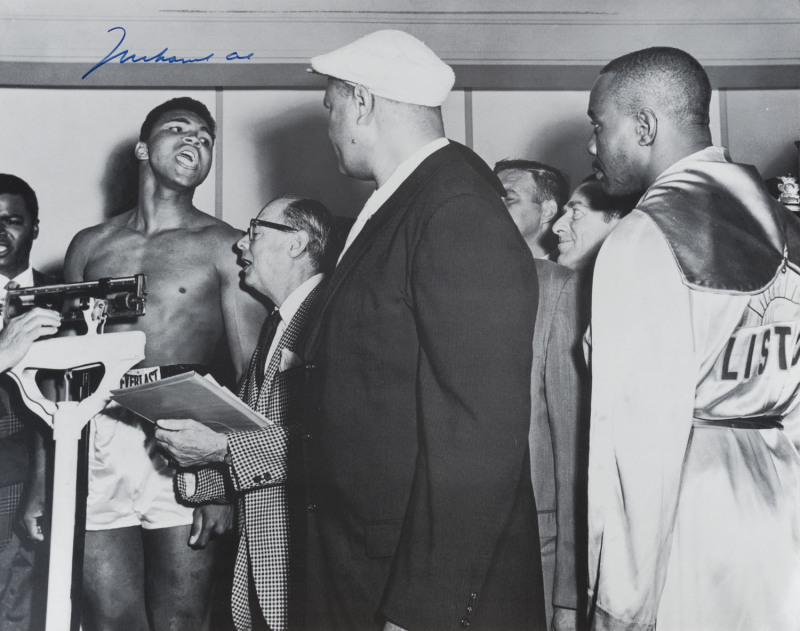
110 371 270 433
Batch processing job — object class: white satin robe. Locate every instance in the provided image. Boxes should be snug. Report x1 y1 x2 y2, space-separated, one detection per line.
587 209 800 631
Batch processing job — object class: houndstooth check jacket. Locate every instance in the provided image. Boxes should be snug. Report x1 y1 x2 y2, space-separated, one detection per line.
176 280 325 631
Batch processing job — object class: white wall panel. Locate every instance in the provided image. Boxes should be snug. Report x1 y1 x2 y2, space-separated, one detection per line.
472 91 594 189
724 90 800 180
220 89 372 229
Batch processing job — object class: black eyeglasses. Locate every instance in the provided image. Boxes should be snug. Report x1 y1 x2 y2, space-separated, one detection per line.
248 218 298 240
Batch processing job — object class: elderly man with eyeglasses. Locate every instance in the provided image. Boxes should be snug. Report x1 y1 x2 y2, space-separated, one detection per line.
155 195 336 631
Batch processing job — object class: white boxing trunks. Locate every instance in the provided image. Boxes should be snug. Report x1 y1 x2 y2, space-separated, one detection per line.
85 364 207 531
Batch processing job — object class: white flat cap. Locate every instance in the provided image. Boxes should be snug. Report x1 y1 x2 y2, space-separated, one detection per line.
309 30 455 107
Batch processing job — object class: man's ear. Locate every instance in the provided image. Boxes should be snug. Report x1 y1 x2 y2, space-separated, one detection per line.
636 108 658 147
134 141 149 161
32 221 39 241
288 230 310 259
541 199 559 224
353 84 375 125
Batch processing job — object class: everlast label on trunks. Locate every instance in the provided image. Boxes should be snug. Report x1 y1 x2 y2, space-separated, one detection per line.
120 367 161 388
118 364 208 389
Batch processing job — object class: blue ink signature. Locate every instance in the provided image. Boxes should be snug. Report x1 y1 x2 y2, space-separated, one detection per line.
82 27 253 80
226 51 253 61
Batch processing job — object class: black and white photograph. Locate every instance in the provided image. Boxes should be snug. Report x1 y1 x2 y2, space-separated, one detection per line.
0 2 799 630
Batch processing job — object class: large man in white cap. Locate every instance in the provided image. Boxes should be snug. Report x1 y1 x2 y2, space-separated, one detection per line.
301 30 545 631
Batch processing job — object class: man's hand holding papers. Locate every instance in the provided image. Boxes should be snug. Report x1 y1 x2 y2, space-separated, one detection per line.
155 418 228 468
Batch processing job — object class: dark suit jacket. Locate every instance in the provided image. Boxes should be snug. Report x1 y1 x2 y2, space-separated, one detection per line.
529 259 586 615
302 142 545 630
177 281 325 631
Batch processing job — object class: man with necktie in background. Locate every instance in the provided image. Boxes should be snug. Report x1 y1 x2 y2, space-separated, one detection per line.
0 174 59 631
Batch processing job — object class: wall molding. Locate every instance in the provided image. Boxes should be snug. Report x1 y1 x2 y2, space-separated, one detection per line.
2 10 798 63
1 62 798 91
1 3 798 88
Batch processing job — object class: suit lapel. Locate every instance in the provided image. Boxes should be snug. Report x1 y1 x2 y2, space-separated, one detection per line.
239 312 275 408
254 282 325 419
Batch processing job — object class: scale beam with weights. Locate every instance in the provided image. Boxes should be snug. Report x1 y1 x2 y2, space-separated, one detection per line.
3 274 147 631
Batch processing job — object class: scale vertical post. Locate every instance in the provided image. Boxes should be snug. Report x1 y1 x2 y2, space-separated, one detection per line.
7 330 146 631
45 401 82 630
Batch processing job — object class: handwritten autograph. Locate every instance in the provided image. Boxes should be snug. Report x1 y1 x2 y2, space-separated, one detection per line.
82 26 253 80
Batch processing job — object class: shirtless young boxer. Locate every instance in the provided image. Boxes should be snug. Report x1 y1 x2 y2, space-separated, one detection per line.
63 97 266 630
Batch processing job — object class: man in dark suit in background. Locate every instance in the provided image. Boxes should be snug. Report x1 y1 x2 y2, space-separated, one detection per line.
156 196 336 631
0 173 58 631
303 30 544 631
494 160 586 631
